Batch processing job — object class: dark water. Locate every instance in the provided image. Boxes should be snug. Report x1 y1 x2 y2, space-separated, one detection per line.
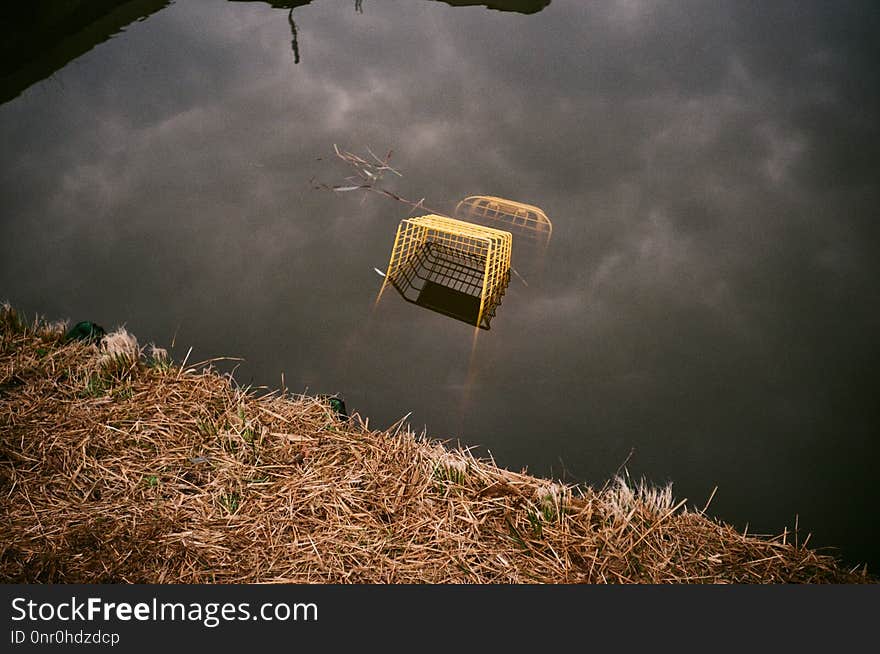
2 0 879 572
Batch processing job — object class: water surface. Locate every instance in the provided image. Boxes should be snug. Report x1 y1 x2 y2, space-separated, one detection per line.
2 0 878 571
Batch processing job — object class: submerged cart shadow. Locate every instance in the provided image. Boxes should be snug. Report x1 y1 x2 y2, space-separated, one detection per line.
377 214 513 331
386 240 511 330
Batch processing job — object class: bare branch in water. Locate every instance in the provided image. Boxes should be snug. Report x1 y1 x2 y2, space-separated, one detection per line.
332 144 402 181
324 145 445 217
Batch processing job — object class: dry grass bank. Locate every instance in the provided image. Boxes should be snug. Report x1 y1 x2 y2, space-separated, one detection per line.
0 304 872 583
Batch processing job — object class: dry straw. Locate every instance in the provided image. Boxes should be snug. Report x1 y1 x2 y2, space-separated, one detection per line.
0 304 872 583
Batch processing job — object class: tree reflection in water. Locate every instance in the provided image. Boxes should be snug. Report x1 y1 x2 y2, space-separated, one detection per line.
247 0 551 65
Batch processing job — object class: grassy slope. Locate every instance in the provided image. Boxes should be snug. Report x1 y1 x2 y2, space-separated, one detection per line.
0 305 872 583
